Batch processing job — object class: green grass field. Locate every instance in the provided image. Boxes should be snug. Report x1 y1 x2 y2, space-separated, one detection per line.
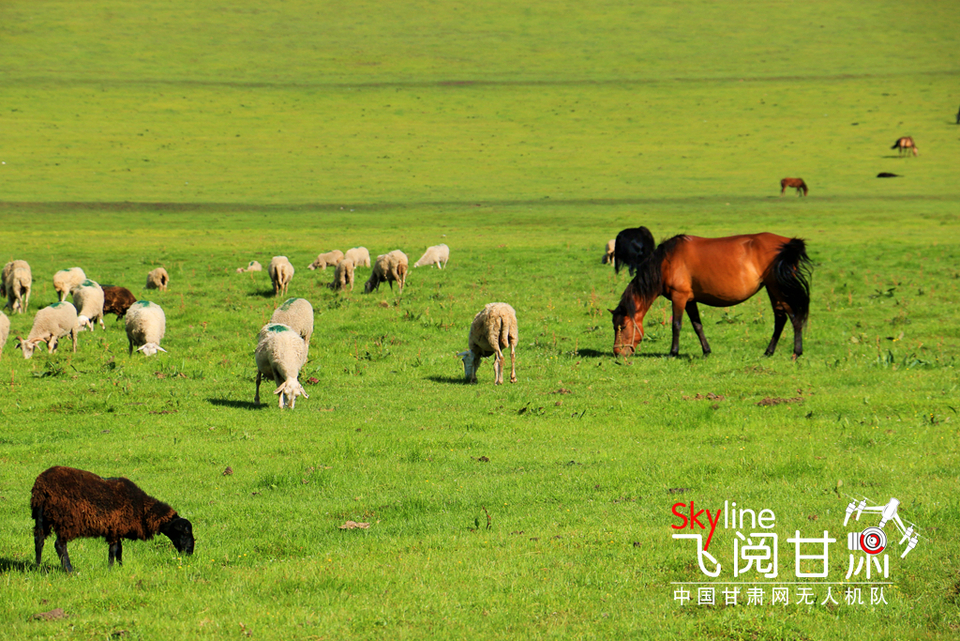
1 0 959 638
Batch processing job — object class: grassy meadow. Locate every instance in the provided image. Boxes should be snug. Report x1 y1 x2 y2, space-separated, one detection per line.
1 0 959 639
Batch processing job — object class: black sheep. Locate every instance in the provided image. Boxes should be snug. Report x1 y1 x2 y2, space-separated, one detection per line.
31 466 194 572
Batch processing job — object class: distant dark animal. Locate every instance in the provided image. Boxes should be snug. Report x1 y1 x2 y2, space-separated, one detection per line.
31 466 194 572
780 178 808 196
891 137 918 156
101 286 137 319
610 229 812 358
877 172 901 178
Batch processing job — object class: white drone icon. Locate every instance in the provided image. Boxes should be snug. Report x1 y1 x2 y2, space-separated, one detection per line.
844 496 920 559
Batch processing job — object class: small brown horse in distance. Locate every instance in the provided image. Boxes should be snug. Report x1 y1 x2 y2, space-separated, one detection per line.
780 177 808 196
891 136 918 156
610 227 812 359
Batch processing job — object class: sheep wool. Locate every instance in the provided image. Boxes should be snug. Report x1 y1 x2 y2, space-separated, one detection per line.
2 260 32 314
125 300 166 356
269 256 295 296
255 323 309 409
329 257 356 292
0 311 9 358
413 244 450 269
102 286 137 320
73 279 106 331
237 260 263 273
53 267 87 301
344 247 371 268
308 250 344 270
364 250 408 294
145 267 169 291
18 302 78 359
458 302 519 385
31 465 194 572
269 297 314 357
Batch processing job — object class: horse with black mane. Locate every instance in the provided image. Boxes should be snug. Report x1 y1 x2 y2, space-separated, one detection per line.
610 227 812 358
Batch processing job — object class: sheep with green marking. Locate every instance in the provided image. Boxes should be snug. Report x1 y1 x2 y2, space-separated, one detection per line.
125 300 166 356
255 323 309 409
53 267 86 301
73 279 105 331
269 297 314 356
16 302 78 359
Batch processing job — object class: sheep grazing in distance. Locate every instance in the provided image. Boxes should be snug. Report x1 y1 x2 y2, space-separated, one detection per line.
125 300 166 355
308 250 344 271
414 244 450 269
458 302 518 385
2 260 32 314
73 279 105 331
601 239 616 265
145 267 169 291
269 256 295 296
31 465 194 573
269 297 314 355
102 286 137 320
364 250 408 294
0 312 9 358
255 323 309 409
329 258 356 292
53 267 86 301
236 260 263 273
16 302 78 359
344 247 371 268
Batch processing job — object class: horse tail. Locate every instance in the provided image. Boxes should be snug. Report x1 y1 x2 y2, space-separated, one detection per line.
891 140 899 150
613 226 656 275
773 238 812 325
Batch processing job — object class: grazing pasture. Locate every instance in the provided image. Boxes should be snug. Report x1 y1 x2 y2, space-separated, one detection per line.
0 0 959 639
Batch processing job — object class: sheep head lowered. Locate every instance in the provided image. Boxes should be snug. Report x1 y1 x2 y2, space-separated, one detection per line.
457 350 479 383
159 517 195 555
137 343 167 356
274 379 309 409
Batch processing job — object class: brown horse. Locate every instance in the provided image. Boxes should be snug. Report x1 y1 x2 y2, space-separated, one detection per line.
610 228 812 358
891 136 918 157
780 177 808 196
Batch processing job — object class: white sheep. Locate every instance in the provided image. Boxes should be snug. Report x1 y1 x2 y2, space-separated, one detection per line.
344 247 371 268
255 323 309 409
458 303 519 385
236 260 263 273
601 239 616 265
16 302 78 359
53 267 87 301
269 256 295 296
0 311 9 358
2 260 32 314
364 250 408 294
125 300 166 356
308 250 344 271
329 258 356 292
145 267 169 291
72 279 105 331
269 297 314 356
414 244 450 269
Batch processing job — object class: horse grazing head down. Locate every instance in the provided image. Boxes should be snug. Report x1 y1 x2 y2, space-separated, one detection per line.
609 281 645 356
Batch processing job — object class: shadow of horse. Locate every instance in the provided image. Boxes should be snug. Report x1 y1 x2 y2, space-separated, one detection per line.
424 375 469 385
0 557 36 573
207 398 264 410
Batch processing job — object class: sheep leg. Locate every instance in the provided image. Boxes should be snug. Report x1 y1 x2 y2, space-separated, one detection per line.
33 510 49 566
509 343 517 383
493 347 504 385
54 537 74 573
108 540 123 567
70 328 78 352
254 371 263 405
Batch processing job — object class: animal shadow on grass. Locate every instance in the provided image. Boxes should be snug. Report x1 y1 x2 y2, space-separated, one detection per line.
208 398 265 410
0 558 35 573
254 289 278 299
578 347 676 360
425 375 470 385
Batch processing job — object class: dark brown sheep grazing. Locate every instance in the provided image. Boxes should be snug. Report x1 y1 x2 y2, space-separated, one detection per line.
101 286 137 320
31 466 194 572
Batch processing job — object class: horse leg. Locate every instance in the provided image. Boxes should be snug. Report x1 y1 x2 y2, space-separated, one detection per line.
763 288 788 356
790 312 804 358
669 298 686 357
685 301 711 356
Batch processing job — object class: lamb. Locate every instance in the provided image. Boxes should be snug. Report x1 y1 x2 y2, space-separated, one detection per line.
255 323 309 409
16 302 78 359
414 244 450 269
73 279 106 331
125 300 166 355
269 256 295 296
329 257 356 292
457 302 519 385
0 312 9 358
364 250 408 294
145 267 169 291
269 297 314 354
102 286 137 320
344 247 371 268
601 239 616 265
236 260 263 273
31 465 194 573
308 250 344 271
53 267 86 301
2 260 32 314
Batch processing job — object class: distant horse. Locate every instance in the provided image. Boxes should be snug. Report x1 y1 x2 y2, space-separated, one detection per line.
610 228 812 358
891 137 918 156
780 178 808 197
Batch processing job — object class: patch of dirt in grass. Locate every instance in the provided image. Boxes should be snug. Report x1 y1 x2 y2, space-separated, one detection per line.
757 396 803 406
